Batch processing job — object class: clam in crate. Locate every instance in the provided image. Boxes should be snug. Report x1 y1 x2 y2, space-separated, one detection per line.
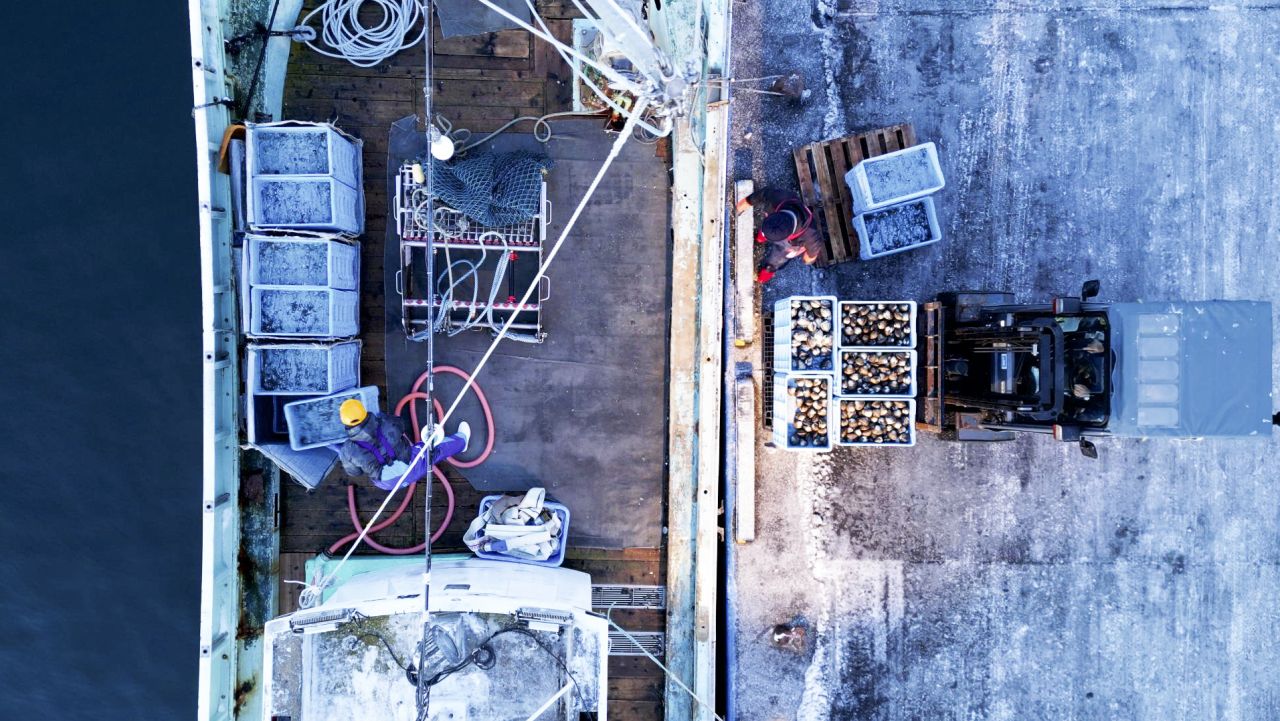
772 372 834 451
839 301 916 349
838 349 917 398
838 398 916 447
773 296 838 372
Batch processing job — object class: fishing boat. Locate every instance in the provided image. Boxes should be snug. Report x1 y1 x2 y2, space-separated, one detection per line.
187 1 730 719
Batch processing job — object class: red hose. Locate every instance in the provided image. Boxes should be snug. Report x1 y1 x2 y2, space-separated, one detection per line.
400 365 495 468
330 466 455 555
328 365 493 555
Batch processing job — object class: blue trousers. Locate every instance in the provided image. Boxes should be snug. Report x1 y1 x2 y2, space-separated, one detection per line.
371 433 468 491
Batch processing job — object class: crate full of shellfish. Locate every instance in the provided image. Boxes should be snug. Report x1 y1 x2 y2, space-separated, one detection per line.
772 295 838 372
838 349 917 399
837 398 916 447
838 301 916 350
771 372 834 452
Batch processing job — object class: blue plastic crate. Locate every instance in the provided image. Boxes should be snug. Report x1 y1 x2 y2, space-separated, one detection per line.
247 341 361 396
283 386 381 450
248 176 364 235
247 122 362 190
249 287 359 338
247 235 359 290
473 495 570 567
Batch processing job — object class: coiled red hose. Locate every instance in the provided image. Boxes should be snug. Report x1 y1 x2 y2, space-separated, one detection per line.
327 365 495 555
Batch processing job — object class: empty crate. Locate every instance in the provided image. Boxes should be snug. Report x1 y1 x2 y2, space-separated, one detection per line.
284 386 381 450
854 196 941 260
247 122 362 190
247 341 361 395
771 372 834 452
846 142 945 213
772 296 838 372
247 234 359 290
250 287 359 338
248 176 364 235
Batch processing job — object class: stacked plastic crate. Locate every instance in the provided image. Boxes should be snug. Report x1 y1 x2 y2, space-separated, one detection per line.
772 296 919 451
242 122 367 448
834 301 918 447
844 143 946 260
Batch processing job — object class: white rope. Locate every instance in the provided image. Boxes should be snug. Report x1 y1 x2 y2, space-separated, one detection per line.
472 0 635 92
302 0 426 68
605 605 726 721
522 681 574 721
297 100 646 609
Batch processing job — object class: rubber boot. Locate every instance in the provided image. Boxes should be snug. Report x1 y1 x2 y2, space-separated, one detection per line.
456 421 472 452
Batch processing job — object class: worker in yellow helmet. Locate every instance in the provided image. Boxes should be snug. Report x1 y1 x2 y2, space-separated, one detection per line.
337 399 471 490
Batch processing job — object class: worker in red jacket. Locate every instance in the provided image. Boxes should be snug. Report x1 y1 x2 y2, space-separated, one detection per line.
735 187 823 282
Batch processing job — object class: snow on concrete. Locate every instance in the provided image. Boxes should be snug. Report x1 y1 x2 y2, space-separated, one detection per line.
729 0 1280 718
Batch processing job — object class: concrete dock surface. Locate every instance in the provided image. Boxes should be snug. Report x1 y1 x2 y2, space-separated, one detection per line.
727 2 1280 719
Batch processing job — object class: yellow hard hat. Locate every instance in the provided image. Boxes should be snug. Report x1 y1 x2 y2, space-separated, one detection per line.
340 398 368 427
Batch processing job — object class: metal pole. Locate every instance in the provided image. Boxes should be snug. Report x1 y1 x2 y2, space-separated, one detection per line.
417 5 436 718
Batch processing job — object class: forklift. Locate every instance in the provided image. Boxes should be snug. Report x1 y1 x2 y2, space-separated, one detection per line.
918 280 1274 456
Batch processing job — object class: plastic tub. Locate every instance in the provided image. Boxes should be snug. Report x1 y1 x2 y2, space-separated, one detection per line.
854 196 941 260
837 398 916 447
838 300 917 350
248 176 364 235
473 495 571 567
771 372 834 452
283 386 381 450
247 341 361 396
845 142 945 213
249 287 359 338
837 349 917 398
247 122 362 189
247 234 359 290
772 295 838 372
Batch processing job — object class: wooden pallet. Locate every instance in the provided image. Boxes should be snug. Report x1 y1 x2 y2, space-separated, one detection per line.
792 124 918 266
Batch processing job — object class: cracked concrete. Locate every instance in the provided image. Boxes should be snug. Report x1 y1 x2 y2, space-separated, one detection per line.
726 1 1280 719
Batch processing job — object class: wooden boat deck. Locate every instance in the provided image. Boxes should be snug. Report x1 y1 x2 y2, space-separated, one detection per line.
274 4 666 718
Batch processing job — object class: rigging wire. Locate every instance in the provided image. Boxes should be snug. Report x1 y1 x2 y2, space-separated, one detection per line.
604 604 726 721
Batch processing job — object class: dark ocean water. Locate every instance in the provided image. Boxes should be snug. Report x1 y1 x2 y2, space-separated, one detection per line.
0 3 201 718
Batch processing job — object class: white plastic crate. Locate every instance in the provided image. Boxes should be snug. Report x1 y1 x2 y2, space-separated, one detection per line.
838 300 917 350
854 196 941 261
249 287 359 338
771 372 834 452
283 386 381 450
247 341 361 396
837 349 917 398
836 398 916 447
247 234 359 290
772 295 838 372
846 142 945 213
247 122 362 189
248 176 364 235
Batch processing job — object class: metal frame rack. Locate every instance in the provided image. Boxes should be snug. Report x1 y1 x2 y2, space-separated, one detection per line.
395 163 551 343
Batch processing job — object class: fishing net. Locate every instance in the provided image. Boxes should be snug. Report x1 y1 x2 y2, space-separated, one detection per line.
429 149 553 227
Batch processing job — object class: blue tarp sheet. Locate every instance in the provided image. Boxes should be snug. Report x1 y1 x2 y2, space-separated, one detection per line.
1108 301 1273 438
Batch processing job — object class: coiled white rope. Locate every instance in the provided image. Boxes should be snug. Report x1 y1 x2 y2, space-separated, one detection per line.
302 0 426 68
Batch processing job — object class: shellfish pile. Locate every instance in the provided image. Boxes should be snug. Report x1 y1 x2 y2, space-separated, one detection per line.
786 376 830 448
839 399 912 445
788 299 834 370
840 302 913 347
840 351 913 396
